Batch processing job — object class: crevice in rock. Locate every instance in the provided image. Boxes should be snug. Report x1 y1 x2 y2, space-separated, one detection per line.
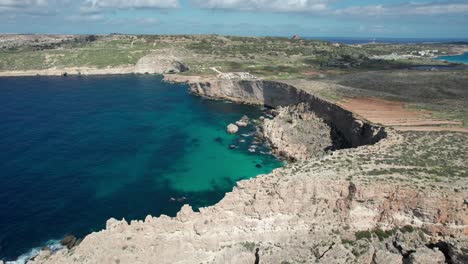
427 241 452 264
392 240 416 263
316 242 335 260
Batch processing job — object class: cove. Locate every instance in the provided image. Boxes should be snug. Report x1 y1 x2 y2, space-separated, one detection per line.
0 75 283 262
436 52 468 64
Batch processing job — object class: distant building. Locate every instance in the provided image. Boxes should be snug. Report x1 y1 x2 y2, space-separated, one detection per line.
292 34 300 40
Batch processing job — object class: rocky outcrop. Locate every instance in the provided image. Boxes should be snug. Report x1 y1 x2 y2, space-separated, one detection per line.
226 123 239 134
408 248 445 264
446 238 468 263
188 78 386 149
262 103 334 160
235 115 249 127
60 235 78 250
134 53 188 74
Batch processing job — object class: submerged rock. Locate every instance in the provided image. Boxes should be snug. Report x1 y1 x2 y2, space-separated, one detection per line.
255 164 262 168
227 124 239 134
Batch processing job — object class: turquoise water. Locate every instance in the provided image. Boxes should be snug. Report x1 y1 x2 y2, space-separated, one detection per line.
436 52 468 64
0 75 282 262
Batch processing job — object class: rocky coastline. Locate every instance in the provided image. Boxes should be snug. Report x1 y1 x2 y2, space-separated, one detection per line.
24 74 467 264
165 74 387 161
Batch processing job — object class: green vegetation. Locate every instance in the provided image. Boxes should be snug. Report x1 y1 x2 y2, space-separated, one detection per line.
240 241 257 252
0 34 458 77
354 225 417 242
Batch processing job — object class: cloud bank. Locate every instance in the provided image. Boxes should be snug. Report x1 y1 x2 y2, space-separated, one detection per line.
335 2 468 16
190 0 332 12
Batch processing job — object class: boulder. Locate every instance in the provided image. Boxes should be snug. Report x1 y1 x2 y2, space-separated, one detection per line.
235 115 249 127
60 235 77 249
372 250 402 264
408 248 445 264
393 231 426 255
235 121 248 127
227 124 239 134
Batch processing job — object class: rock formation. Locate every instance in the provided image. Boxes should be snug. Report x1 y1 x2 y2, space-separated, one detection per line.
187 78 386 148
227 124 239 134
262 103 334 160
235 115 249 127
134 53 189 74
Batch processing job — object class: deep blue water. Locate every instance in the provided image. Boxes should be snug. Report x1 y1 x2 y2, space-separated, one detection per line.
436 52 468 64
0 75 282 262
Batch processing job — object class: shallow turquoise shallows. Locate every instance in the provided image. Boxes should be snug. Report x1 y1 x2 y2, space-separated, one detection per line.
436 52 468 64
0 75 283 262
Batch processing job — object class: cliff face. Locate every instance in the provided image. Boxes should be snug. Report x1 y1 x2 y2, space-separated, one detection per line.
262 103 335 161
188 79 386 150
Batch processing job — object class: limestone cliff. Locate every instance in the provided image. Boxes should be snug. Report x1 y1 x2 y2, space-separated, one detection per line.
187 78 386 149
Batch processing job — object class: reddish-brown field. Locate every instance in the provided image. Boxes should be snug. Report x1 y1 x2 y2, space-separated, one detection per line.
339 97 468 132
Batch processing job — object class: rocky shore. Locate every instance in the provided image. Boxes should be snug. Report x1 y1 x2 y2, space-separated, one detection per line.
24 74 467 264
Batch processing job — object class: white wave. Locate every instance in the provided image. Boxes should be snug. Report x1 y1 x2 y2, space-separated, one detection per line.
6 240 63 264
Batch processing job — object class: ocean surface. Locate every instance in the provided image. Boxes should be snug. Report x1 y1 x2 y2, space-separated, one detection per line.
0 75 283 262
303 37 468 45
436 52 468 64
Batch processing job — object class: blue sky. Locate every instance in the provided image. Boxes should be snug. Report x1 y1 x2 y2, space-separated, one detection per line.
0 0 467 38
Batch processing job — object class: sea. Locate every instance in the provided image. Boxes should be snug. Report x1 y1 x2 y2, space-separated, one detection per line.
0 75 283 262
436 52 468 64
303 36 468 45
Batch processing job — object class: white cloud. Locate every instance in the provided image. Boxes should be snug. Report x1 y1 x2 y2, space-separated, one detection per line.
82 0 179 12
0 0 48 8
334 2 468 16
191 0 332 12
67 13 105 22
0 0 53 15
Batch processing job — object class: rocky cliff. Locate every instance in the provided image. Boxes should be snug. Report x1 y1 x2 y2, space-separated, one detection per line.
187 78 386 150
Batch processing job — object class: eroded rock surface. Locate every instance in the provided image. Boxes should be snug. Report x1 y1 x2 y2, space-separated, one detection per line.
262 103 333 160
134 53 188 74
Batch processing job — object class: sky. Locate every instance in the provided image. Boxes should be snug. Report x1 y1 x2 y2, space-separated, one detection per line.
0 0 467 38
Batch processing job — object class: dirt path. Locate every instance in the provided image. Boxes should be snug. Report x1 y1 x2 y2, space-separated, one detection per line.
339 97 468 133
